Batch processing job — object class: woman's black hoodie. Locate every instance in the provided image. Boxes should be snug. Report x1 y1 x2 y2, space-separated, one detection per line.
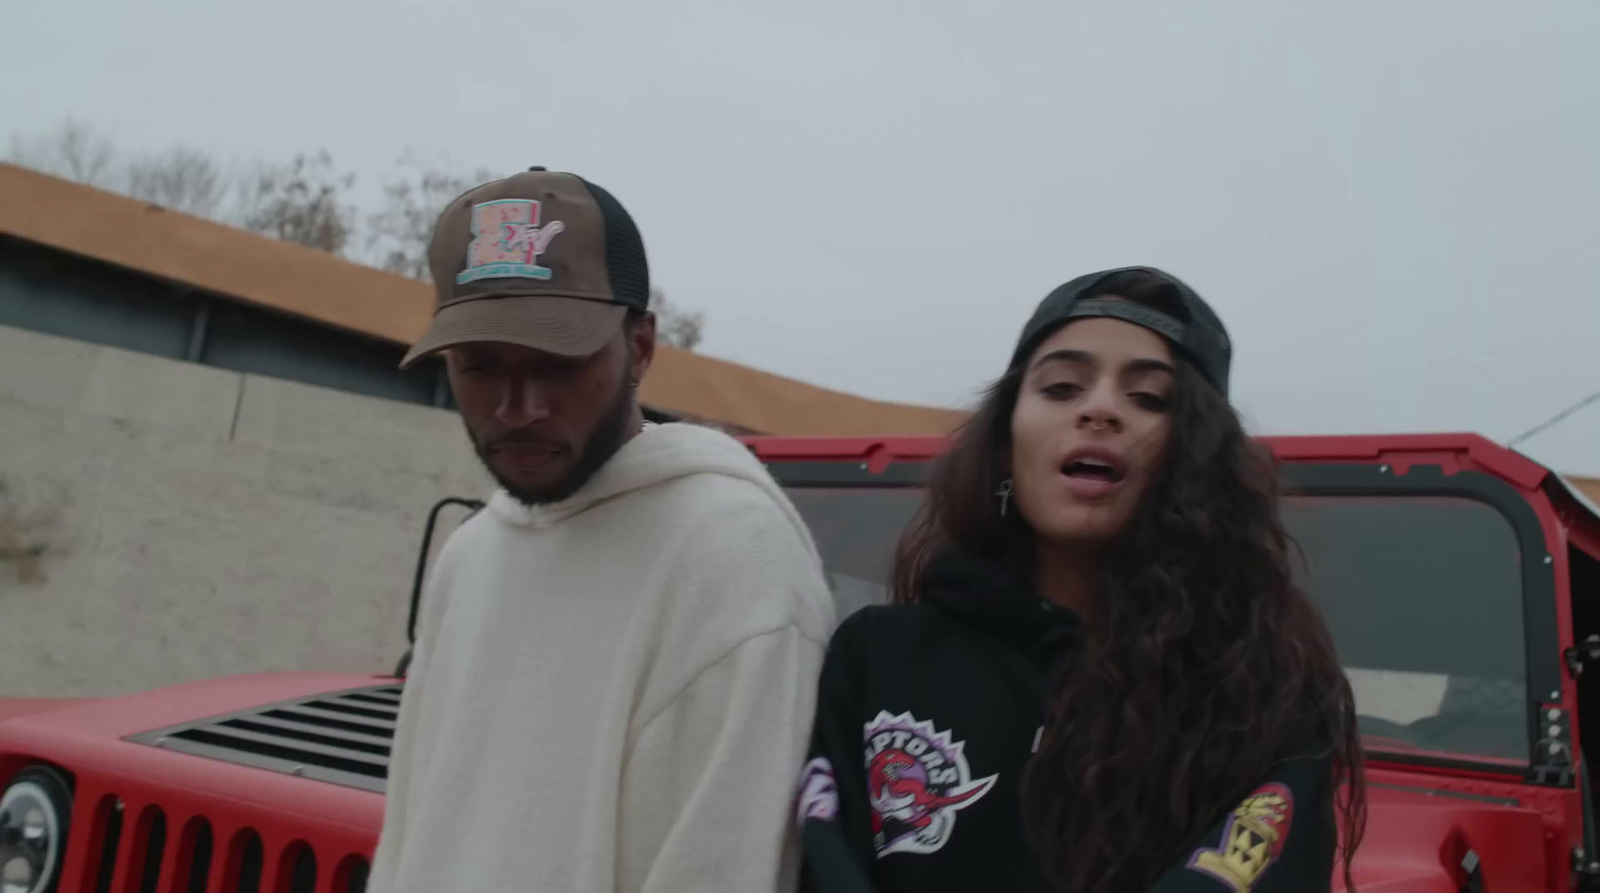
797 551 1338 892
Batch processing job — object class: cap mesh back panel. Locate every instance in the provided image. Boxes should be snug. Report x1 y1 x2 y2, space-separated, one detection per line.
579 179 650 309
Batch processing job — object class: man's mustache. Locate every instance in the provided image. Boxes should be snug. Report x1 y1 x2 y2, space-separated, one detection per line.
480 431 565 452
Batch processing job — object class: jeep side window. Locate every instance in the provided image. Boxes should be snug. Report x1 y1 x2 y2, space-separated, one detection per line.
1286 495 1528 763
785 487 924 620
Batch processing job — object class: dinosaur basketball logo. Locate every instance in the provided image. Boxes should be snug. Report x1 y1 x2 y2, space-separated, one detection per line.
863 711 998 857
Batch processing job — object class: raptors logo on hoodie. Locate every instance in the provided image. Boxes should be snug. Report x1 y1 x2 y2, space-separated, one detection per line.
862 711 998 857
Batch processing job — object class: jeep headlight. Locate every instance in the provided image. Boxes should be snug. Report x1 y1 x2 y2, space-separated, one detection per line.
0 767 72 893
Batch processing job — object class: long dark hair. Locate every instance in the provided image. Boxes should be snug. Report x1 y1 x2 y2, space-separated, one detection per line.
892 274 1365 893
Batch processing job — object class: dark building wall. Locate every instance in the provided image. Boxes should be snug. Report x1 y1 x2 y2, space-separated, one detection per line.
0 234 694 422
0 236 450 408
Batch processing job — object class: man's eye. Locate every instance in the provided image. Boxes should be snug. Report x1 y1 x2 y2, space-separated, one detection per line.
543 361 585 377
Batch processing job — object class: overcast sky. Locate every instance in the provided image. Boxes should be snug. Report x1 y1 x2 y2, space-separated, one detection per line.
5 0 1597 474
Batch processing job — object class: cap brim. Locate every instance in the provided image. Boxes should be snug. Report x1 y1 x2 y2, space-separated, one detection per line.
400 295 627 368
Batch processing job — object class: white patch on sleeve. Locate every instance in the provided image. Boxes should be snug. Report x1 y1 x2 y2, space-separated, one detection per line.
797 757 840 823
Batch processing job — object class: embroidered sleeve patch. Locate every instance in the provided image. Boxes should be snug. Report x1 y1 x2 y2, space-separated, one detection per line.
1187 783 1295 892
797 757 841 824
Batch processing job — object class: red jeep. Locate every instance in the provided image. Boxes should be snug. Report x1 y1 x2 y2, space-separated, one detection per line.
3 433 1599 893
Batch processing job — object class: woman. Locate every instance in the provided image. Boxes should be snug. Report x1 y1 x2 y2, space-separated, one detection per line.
797 267 1364 893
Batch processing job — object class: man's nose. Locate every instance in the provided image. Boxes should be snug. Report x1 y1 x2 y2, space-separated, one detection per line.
495 376 553 426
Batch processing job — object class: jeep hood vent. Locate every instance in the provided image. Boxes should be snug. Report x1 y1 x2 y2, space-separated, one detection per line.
126 684 402 793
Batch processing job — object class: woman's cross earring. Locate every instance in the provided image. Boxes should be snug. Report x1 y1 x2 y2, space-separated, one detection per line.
996 479 1014 517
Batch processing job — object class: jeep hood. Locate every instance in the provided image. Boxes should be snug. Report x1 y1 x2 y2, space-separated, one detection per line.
1342 782 1551 891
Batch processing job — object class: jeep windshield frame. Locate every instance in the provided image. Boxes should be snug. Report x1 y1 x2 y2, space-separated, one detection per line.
764 456 1558 782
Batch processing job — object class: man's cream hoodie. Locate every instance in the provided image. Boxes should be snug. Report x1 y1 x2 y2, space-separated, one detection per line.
369 423 835 892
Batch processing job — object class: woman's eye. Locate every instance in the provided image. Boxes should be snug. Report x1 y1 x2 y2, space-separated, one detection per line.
1040 382 1082 399
1131 392 1171 411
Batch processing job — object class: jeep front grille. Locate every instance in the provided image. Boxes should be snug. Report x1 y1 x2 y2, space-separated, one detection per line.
126 685 401 794
74 797 370 893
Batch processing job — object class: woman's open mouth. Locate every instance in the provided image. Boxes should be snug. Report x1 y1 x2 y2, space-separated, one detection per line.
1060 455 1126 499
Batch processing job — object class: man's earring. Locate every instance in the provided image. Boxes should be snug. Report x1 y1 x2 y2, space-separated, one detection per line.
996 479 1014 517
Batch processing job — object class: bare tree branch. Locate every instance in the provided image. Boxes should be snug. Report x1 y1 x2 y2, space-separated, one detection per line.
235 150 358 256
368 152 495 280
125 145 228 217
650 286 706 351
8 118 117 186
9 119 231 217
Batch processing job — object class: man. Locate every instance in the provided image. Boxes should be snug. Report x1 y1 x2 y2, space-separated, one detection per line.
369 167 835 893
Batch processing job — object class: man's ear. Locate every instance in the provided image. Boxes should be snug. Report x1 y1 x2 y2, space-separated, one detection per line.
627 311 657 386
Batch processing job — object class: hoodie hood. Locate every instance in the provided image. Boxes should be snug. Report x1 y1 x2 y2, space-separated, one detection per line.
921 550 1079 652
484 422 821 559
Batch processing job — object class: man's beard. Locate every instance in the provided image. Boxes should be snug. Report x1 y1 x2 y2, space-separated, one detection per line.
468 380 636 507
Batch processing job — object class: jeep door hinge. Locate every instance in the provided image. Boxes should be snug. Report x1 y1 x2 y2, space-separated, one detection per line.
1573 848 1600 890
1532 703 1576 787
1567 634 1600 679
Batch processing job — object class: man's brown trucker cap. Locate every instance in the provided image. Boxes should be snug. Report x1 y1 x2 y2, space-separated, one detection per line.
399 167 649 368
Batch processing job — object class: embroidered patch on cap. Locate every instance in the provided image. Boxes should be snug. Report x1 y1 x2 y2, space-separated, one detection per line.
797 757 840 824
863 711 998 858
1187 782 1295 892
457 199 567 285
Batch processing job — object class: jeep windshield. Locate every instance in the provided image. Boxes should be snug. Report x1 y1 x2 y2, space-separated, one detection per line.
786 487 1529 768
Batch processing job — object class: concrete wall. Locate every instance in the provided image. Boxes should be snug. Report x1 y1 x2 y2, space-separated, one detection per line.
0 324 491 696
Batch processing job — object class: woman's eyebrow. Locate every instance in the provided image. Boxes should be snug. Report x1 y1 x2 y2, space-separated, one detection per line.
1030 349 1095 372
1124 358 1177 376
